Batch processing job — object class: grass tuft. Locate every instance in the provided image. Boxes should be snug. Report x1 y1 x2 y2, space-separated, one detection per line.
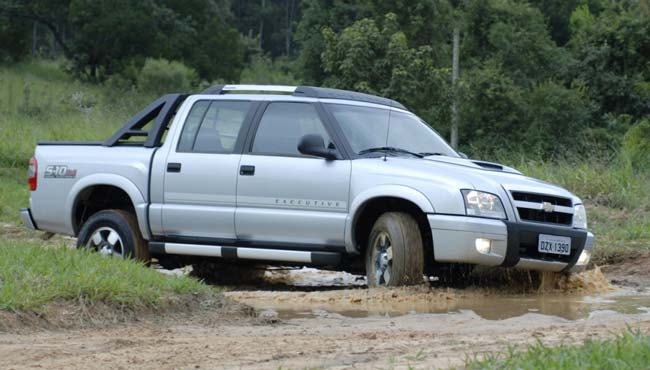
0 241 212 312
466 329 650 370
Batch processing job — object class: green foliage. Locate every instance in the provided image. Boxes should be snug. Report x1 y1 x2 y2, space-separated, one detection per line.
0 15 29 61
569 3 650 122
463 0 570 84
137 58 198 95
321 13 450 126
1 0 244 81
0 240 212 311
240 55 300 85
295 0 371 85
68 0 158 80
466 330 650 369
463 78 593 156
622 119 650 171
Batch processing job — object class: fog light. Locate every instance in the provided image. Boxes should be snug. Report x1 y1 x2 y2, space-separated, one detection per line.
475 238 492 254
576 249 591 266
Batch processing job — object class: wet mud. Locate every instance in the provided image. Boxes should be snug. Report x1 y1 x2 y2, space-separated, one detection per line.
224 266 650 322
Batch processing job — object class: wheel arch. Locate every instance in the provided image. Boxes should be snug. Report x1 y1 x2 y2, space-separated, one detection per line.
66 174 149 239
345 185 434 255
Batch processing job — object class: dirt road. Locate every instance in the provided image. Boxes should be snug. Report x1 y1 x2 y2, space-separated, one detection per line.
2 256 650 370
1 304 650 369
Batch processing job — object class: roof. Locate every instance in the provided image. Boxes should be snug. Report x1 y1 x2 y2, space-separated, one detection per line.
200 84 408 111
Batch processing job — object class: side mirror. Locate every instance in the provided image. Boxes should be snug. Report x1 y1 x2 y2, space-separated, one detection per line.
458 151 469 159
298 134 337 160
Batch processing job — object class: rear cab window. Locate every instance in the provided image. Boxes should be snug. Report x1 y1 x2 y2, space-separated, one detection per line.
177 100 251 153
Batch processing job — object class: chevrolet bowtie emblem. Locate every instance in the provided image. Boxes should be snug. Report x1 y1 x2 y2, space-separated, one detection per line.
542 202 555 213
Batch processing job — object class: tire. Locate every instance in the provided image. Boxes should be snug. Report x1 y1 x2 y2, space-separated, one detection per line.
76 209 150 263
365 212 424 287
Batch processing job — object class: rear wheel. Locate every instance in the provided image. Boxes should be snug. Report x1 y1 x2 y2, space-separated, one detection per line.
77 210 150 263
365 212 424 287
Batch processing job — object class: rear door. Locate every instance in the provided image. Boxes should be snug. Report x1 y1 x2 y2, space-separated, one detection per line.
235 101 351 248
161 99 254 240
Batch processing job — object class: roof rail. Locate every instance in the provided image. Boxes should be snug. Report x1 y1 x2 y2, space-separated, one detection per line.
201 84 296 94
294 86 407 110
200 84 408 110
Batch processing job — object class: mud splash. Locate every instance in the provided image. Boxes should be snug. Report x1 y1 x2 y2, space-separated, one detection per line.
539 266 614 293
224 267 648 321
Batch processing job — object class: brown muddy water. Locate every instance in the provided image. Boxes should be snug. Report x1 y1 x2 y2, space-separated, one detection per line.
222 267 650 321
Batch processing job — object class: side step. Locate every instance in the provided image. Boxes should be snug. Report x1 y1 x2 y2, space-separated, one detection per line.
149 242 341 266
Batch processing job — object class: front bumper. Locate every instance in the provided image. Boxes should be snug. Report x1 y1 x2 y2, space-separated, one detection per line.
427 214 593 272
20 208 38 230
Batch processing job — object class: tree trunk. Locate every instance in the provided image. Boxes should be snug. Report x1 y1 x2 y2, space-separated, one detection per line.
259 0 265 49
31 21 37 57
285 0 294 56
450 26 460 150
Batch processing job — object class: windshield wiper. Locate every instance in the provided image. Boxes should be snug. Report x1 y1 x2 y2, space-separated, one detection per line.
418 152 445 157
358 147 423 158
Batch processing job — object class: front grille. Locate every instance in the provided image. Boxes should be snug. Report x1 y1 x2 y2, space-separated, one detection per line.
511 191 573 226
511 192 572 207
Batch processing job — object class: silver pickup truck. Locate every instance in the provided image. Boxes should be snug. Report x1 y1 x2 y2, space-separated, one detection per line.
21 85 594 286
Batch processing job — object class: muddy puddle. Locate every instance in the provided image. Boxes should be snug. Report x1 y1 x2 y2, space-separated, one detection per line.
223 267 650 321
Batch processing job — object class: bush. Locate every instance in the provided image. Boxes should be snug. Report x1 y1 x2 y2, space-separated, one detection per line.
240 55 300 85
136 58 198 95
622 119 650 171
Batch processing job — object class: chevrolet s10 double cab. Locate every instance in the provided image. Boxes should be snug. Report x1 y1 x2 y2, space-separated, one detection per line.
21 85 594 286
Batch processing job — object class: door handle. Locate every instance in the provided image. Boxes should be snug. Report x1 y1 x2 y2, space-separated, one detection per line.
240 165 255 176
167 163 182 173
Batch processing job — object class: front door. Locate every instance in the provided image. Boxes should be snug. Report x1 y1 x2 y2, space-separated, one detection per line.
162 99 253 240
236 102 351 248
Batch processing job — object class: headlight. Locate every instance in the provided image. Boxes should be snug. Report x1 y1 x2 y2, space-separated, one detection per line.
461 190 507 219
573 204 587 229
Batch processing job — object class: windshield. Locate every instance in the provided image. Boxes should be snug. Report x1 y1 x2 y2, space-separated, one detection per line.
326 103 458 157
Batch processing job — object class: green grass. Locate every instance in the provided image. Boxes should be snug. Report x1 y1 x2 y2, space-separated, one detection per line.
0 241 212 311
0 60 154 168
466 330 650 370
0 167 26 224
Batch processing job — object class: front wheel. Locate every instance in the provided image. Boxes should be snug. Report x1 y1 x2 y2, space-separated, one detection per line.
76 209 150 263
365 212 424 287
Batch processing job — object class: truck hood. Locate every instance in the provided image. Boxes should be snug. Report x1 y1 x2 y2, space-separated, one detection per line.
359 155 581 204
425 155 522 174
424 155 579 202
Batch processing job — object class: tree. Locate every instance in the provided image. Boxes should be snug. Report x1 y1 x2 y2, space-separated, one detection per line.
569 2 650 122
68 0 158 80
295 0 371 84
321 13 450 131
0 14 29 61
0 0 73 58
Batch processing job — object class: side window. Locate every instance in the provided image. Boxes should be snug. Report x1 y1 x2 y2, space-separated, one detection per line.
177 101 251 153
251 102 332 156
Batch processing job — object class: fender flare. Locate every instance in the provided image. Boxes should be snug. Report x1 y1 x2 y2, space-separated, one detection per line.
344 185 434 253
65 174 149 239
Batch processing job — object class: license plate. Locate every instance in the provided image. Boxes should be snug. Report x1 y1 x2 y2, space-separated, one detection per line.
538 234 571 255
